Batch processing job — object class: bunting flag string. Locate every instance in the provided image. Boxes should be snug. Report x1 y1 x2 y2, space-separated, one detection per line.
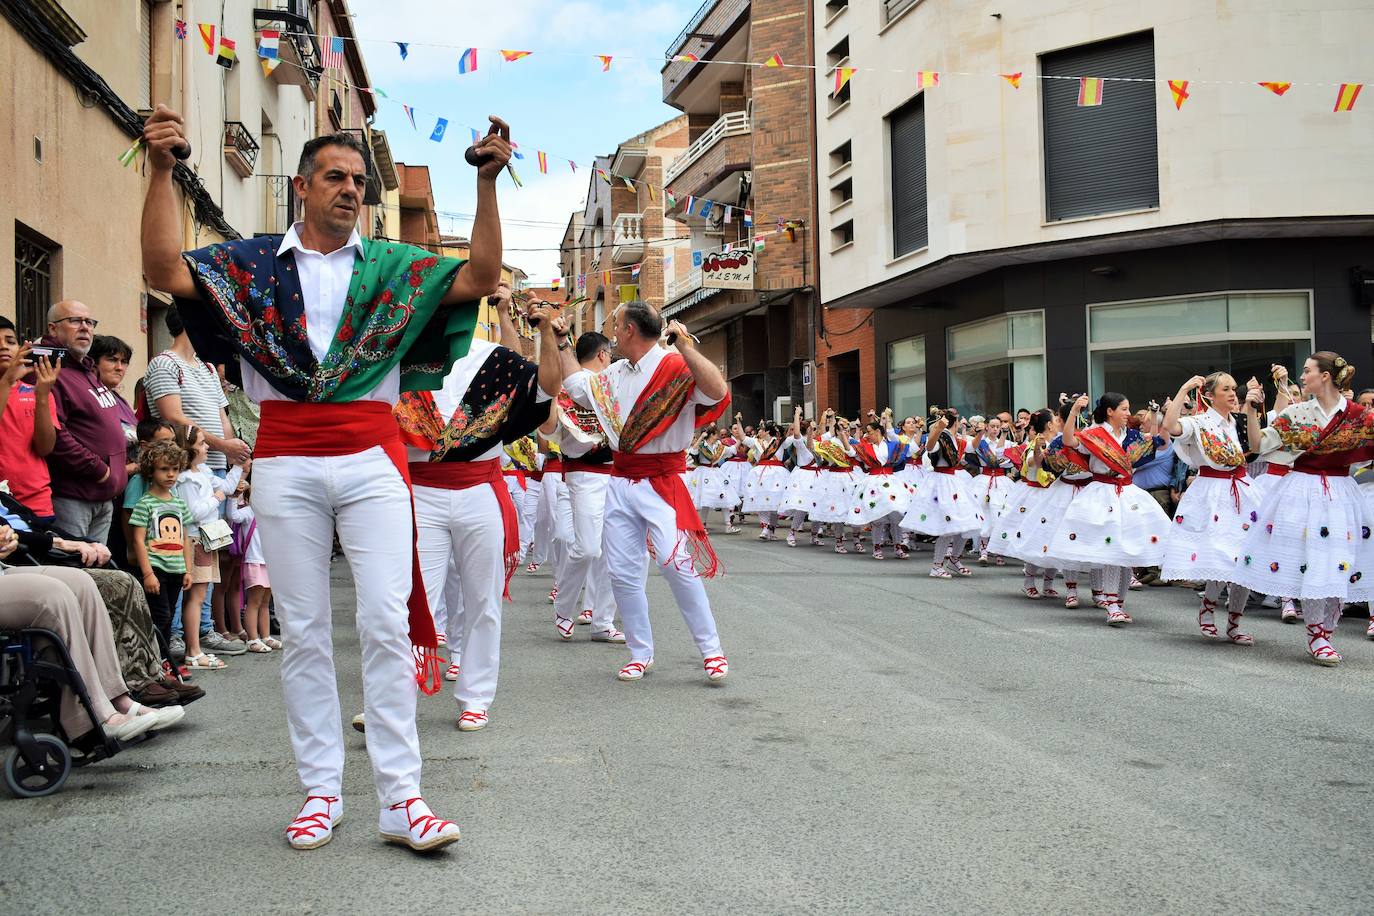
457 48 478 74
537 150 549 174
501 50 532 62
1258 81 1292 97
763 53 783 68
833 66 856 95
1334 82 1362 112
1077 77 1104 107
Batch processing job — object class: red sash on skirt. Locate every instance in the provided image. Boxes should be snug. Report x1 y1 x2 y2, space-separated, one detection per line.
410 458 521 599
255 400 442 695
1198 465 1249 512
612 451 720 578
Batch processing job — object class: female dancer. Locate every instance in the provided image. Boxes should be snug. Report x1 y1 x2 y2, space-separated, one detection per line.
808 414 857 553
1047 394 1171 625
1248 366 1301 623
737 417 790 539
971 416 1016 565
723 418 753 530
900 407 983 577
1234 351 1374 666
847 419 915 560
989 408 1063 598
1158 373 1265 645
695 426 740 532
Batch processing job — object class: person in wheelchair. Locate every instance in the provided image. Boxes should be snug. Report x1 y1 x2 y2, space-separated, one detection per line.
0 524 183 745
1 491 202 707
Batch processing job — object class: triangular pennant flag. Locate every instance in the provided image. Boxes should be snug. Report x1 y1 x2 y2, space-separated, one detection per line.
174 19 187 40
260 57 280 77
743 210 753 227
118 138 141 167
646 184 656 203
834 67 856 95
1077 77 1105 107
631 263 641 279
915 70 939 89
570 160 577 172
375 88 390 98
458 48 478 74
470 128 481 145
597 55 613 72
666 190 676 209
763 53 783 68
507 166 523 188
1258 81 1292 97
198 23 215 55
257 29 279 60
622 177 637 192
216 37 237 69
402 105 416 129
595 167 610 183
1168 80 1190 110
1334 83 1363 112
396 42 408 60
537 151 549 174
510 141 523 160
501 50 532 62
1000 72 1022 89
430 118 448 142
673 53 699 62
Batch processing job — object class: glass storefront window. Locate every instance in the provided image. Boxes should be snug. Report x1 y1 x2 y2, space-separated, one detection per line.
946 312 1045 415
887 335 926 419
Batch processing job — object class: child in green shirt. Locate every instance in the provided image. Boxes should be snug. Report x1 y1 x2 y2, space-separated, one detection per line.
129 439 192 668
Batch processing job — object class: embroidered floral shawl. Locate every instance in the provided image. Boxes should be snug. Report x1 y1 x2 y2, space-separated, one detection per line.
178 236 476 402
1266 399 1374 463
393 345 546 462
1077 426 1133 479
618 352 730 454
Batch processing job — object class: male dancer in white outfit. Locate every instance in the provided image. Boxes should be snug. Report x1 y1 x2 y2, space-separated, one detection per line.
554 301 731 683
545 331 625 644
140 105 511 851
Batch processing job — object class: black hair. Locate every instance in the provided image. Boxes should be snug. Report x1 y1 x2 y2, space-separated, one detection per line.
865 420 883 433
762 421 782 437
0 315 14 334
136 418 175 442
1359 388 1374 399
1092 392 1129 424
1029 408 1055 434
575 331 611 364
90 334 133 363
617 300 663 340
296 132 370 181
1057 401 1075 422
165 306 185 339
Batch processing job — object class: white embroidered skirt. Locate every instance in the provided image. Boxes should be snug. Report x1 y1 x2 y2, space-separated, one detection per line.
899 471 983 537
1045 480 1170 568
1160 474 1262 584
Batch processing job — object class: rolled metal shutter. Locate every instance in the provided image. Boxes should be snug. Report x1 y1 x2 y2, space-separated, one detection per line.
1042 32 1158 222
890 94 928 256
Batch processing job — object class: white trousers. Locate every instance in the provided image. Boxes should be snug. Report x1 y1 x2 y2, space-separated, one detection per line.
553 471 616 630
505 474 529 559
529 476 554 565
519 477 542 558
413 482 504 713
251 447 420 806
602 476 722 663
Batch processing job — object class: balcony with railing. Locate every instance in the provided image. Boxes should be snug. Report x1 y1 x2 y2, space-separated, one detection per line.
610 214 647 265
259 175 296 235
253 2 321 98
223 121 261 178
665 110 750 187
666 267 704 306
662 0 750 102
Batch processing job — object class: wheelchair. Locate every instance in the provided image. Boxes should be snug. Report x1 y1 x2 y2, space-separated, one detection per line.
0 626 149 798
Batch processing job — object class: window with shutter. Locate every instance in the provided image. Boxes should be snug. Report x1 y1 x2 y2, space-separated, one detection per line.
889 94 927 257
1041 31 1158 222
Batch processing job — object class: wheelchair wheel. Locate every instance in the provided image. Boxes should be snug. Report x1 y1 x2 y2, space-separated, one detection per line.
4 733 71 798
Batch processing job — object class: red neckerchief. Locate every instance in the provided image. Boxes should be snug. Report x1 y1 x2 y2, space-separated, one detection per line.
1077 426 1132 479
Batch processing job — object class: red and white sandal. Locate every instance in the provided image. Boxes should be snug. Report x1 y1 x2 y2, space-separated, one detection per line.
1105 597 1131 627
1023 585 1041 599
929 565 952 579
457 710 489 732
285 795 342 850
1306 624 1342 666
1198 597 1220 639
379 797 461 852
577 609 594 624
547 586 559 604
443 663 461 682
704 654 729 683
555 616 575 641
945 558 972 577
1042 584 1061 599
1226 612 1253 646
617 658 653 682
435 633 447 647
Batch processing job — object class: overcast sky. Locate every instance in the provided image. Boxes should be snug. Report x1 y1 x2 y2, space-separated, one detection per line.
351 0 691 282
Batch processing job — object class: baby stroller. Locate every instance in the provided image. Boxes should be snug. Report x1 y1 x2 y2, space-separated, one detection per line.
0 626 148 798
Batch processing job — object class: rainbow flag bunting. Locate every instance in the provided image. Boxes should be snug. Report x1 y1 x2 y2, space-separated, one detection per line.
763 53 783 68
1077 77 1105 107
458 48 478 74
198 23 215 55
597 55 613 72
537 151 549 174
1000 72 1022 89
834 66 856 95
1258 81 1292 97
915 70 939 89
501 50 532 62
1334 82 1362 112
1168 79 1190 110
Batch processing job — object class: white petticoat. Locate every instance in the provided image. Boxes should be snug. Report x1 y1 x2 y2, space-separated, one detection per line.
899 471 983 537
848 471 915 525
1044 480 1170 567
697 465 740 510
996 480 1086 571
1233 472 1374 602
1160 474 1262 584
810 470 861 524
742 465 793 513
724 460 751 497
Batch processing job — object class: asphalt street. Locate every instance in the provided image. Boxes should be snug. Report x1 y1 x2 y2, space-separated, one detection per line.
4 534 1374 915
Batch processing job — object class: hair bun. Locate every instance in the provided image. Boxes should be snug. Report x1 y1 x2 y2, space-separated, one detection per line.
1340 364 1357 386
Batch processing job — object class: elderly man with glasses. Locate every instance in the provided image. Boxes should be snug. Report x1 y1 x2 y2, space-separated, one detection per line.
40 300 128 543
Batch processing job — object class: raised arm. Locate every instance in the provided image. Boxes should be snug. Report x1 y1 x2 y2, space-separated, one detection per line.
528 301 569 399
1162 376 1203 438
493 283 521 351
140 105 198 298
443 117 511 305
1062 396 1090 448
665 319 727 402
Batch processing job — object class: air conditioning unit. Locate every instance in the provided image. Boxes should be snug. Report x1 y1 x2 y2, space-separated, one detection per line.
773 396 792 424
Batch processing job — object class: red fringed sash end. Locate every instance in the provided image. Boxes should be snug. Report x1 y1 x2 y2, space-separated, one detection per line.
502 550 520 601
414 645 443 696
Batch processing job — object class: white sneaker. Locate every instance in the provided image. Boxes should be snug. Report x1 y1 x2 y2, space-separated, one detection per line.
128 701 185 732
617 658 653 681
286 795 343 850
379 797 461 852
457 709 489 732
590 627 627 644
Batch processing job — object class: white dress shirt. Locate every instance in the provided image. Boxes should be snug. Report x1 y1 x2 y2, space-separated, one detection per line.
563 345 721 454
242 222 401 404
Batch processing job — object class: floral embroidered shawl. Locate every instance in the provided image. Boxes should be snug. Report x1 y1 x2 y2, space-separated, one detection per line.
1077 426 1133 479
178 236 476 402
618 352 730 454
1265 399 1374 463
393 345 546 462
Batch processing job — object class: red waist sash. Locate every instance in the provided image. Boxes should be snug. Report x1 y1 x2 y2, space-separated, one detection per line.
756 459 786 468
543 458 563 475
825 465 852 473
727 455 749 462
1265 464 1290 477
1198 465 1249 512
502 467 527 490
867 467 894 476
409 458 520 598
564 457 614 475
255 400 440 695
981 468 1008 477
1091 471 1133 492
933 466 958 475
1064 476 1091 488
611 451 720 578
1024 479 1048 489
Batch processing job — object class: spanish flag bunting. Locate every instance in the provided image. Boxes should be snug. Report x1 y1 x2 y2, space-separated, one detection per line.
1168 79 1190 110
1077 77 1105 107
1334 82 1362 112
1258 81 1291 97
501 50 532 62
1000 72 1022 89
602 270 611 287
537 150 548 174
216 37 237 69
764 53 783 68
834 66 856 95
198 23 215 55
915 70 939 89
673 53 699 62
597 55 613 72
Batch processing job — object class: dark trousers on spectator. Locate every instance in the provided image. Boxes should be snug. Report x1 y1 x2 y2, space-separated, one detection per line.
142 569 183 666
